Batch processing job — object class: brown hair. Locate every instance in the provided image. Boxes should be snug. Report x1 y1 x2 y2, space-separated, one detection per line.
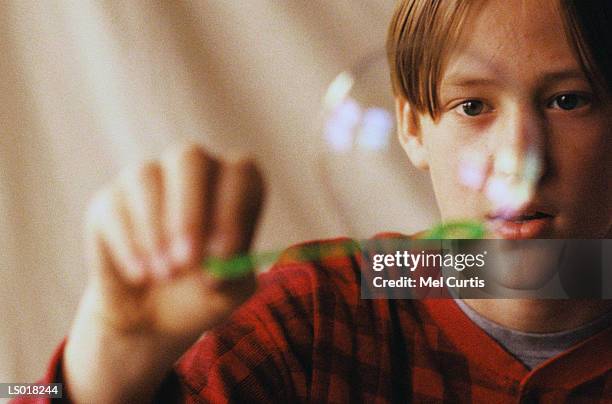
387 0 612 120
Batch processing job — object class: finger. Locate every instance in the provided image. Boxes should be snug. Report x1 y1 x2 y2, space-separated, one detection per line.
85 187 147 286
162 144 220 274
207 158 265 261
120 161 169 279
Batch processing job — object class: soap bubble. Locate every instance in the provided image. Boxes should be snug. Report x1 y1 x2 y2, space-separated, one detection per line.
314 50 439 238
315 50 545 238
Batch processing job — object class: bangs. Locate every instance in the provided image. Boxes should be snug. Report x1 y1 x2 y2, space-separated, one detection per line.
386 0 472 119
387 0 612 121
558 0 612 98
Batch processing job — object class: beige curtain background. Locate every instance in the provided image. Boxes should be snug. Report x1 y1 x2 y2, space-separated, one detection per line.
0 0 439 385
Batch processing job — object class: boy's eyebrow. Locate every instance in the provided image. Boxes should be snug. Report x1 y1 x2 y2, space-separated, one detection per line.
442 68 587 89
536 68 587 84
443 77 500 88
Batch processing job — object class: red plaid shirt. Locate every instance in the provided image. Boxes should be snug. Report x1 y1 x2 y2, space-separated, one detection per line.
13 236 612 403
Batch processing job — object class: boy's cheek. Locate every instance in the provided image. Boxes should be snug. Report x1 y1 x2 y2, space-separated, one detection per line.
555 162 612 237
550 121 611 225
426 150 486 220
421 126 485 219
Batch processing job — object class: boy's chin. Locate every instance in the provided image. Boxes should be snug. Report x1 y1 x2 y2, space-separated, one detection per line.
483 243 564 293
487 270 559 292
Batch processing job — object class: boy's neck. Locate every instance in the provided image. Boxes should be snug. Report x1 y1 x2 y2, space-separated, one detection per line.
463 299 612 333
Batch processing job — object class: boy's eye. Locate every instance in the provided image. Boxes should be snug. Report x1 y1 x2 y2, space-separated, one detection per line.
548 93 590 110
455 100 488 117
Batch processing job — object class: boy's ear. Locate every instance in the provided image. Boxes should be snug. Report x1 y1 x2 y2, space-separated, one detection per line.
395 97 429 170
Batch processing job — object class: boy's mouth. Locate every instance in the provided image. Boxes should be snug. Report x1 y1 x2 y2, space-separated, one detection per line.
505 211 552 223
486 209 555 239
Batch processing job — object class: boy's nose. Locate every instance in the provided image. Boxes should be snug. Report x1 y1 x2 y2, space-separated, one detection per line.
493 106 546 180
501 106 545 153
476 106 547 213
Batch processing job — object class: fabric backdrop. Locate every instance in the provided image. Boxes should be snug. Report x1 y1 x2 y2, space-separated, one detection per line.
0 0 439 385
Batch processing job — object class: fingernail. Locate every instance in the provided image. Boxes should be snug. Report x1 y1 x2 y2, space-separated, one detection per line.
171 237 193 266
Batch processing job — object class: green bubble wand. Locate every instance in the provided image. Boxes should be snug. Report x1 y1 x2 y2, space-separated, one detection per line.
203 220 486 279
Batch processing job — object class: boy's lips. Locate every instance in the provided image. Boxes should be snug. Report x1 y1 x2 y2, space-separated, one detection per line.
486 209 555 239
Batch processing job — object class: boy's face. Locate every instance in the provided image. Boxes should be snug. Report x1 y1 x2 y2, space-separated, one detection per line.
398 0 611 239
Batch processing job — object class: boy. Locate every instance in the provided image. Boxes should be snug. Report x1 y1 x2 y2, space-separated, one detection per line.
14 0 611 402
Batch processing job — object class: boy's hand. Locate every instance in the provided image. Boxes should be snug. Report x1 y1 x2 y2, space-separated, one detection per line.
64 143 265 403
